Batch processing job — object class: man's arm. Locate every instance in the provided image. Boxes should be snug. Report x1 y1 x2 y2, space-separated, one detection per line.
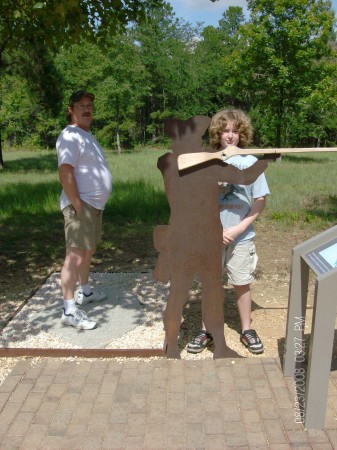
58 164 82 215
222 197 266 245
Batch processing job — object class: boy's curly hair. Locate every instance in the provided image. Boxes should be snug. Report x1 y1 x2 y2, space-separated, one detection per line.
209 109 253 149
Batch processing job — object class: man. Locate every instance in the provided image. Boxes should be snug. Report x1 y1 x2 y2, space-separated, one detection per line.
56 90 113 329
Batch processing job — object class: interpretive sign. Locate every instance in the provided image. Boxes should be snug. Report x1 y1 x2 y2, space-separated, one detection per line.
303 237 337 275
283 225 337 429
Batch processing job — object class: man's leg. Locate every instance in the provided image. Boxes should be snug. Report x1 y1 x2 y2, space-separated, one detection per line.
75 246 107 304
60 246 97 329
61 247 86 301
78 247 96 286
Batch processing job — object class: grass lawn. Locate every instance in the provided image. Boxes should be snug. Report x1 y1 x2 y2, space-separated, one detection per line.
1 147 336 322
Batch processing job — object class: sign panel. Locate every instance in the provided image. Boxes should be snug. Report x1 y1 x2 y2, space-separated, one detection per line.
303 237 337 275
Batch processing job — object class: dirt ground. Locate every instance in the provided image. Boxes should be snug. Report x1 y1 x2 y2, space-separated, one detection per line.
1 219 336 359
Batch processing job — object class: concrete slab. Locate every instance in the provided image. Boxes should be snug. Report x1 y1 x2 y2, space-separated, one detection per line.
33 290 144 349
0 272 166 349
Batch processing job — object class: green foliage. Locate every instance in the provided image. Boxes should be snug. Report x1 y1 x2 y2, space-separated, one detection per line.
1 1 337 152
132 4 204 138
0 0 166 165
1 148 337 228
222 0 337 147
0 0 165 69
95 34 150 148
264 151 337 226
1 75 33 146
0 148 169 223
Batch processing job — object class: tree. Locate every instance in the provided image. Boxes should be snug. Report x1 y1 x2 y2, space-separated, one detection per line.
222 0 336 147
191 7 247 116
0 0 165 167
55 35 151 150
0 0 165 70
297 58 337 146
1 75 33 147
95 35 150 150
218 5 245 39
134 4 204 141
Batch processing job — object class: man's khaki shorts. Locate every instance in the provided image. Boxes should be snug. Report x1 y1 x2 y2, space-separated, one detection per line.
62 202 103 250
222 241 258 286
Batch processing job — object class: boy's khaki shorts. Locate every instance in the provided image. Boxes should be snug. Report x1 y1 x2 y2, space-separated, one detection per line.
62 202 103 250
222 241 258 286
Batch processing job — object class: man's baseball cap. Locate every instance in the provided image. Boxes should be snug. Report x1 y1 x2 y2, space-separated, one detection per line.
69 90 95 106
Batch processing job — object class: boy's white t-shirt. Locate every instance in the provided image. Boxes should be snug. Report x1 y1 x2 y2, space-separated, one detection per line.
219 154 270 244
56 125 113 210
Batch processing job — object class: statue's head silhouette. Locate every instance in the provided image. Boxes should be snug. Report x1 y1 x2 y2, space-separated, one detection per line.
164 116 211 156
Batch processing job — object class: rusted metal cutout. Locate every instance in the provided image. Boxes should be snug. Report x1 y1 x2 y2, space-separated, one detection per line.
0 348 163 358
153 115 268 358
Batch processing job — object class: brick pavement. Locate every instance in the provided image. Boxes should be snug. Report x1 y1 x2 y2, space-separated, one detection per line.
0 357 336 449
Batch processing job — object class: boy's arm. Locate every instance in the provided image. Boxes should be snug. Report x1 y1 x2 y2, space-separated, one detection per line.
58 164 83 215
222 196 266 245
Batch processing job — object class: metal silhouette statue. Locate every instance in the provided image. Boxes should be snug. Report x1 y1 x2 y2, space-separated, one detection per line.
153 115 268 359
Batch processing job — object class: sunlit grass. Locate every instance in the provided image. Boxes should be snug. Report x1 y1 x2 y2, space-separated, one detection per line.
1 148 336 228
264 152 337 225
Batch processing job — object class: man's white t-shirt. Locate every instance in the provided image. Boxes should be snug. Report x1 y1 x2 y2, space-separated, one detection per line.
56 125 113 210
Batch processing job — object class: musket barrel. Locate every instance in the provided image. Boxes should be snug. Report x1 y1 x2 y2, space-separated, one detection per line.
178 146 337 171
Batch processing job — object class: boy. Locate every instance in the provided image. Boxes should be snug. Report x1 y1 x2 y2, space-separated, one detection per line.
187 109 270 354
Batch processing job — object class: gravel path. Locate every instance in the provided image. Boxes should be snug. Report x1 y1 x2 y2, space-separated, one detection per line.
0 269 298 386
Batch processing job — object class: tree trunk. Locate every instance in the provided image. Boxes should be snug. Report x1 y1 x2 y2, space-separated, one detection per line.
116 130 121 154
115 98 121 154
0 127 3 169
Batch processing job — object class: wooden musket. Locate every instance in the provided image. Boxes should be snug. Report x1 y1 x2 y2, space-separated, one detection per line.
177 145 337 171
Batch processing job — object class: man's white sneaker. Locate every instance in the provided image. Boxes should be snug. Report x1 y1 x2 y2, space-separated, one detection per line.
61 309 96 330
75 289 107 305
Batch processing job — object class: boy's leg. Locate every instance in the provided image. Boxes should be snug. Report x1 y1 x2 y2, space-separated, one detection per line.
234 284 252 332
234 284 264 353
202 281 241 358
227 242 264 353
186 325 213 353
189 284 253 354
201 283 225 358
200 248 242 359
226 241 257 330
